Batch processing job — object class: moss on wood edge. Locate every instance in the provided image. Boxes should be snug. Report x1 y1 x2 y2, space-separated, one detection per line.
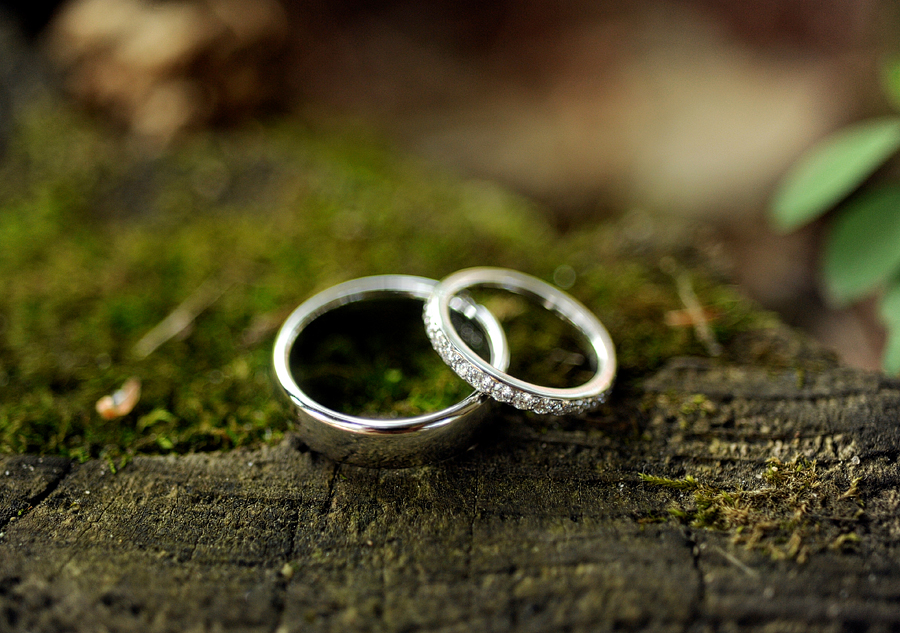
0 99 773 462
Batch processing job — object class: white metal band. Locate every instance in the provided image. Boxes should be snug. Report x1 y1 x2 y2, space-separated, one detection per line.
273 274 510 467
423 267 616 415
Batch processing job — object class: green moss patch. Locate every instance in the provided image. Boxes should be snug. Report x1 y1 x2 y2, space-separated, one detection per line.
0 99 767 463
290 298 479 417
641 457 863 562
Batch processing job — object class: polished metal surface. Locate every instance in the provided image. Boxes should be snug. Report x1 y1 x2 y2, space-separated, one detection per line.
424 267 616 415
273 275 510 467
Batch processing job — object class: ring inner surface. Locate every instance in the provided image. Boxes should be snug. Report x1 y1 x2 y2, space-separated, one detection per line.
290 297 491 418
454 286 597 390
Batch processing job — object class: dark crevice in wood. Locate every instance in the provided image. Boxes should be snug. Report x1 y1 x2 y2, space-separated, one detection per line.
269 498 302 633
685 527 706 631
0 458 72 535
49 485 119 581
467 455 480 621
377 468 388 631
322 462 340 518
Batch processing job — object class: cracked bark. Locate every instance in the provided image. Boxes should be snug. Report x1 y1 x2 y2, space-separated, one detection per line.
1 328 900 632
0 455 70 531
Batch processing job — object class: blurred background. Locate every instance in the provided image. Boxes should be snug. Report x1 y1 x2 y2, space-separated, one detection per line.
2 0 898 369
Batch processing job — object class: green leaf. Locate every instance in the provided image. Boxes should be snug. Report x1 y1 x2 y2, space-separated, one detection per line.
881 283 900 374
881 57 900 111
883 327 900 375
771 118 900 232
880 281 900 326
823 187 900 304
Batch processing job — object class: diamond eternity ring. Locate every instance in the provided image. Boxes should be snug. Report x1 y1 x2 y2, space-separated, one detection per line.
423 267 616 415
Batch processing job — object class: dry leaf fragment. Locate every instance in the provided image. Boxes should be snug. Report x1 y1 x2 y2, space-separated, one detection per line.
664 307 721 327
96 377 142 419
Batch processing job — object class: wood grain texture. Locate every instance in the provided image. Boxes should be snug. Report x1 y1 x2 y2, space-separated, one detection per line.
0 455 70 528
2 329 899 632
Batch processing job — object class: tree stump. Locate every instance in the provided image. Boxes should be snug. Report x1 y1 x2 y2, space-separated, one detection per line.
2 324 899 633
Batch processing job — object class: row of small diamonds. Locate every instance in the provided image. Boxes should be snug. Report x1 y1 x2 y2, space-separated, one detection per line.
423 306 606 415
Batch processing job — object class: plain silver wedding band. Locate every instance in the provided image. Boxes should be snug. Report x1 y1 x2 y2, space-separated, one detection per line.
423 267 616 415
273 275 510 467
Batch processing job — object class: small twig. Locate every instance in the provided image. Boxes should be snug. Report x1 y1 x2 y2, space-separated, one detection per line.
239 308 292 348
133 277 230 358
660 257 721 357
712 545 759 577
664 307 720 328
839 477 862 500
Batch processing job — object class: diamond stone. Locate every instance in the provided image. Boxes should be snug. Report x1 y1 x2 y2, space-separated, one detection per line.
477 373 495 393
510 392 532 410
547 400 565 415
496 385 516 403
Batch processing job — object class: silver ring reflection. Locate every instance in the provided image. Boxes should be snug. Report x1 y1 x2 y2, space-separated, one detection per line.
273 275 510 467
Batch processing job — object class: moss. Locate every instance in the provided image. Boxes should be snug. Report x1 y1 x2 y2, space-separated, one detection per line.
640 457 864 562
0 99 770 462
290 298 476 417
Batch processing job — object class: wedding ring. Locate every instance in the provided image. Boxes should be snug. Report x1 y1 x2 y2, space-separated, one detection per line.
423 267 616 415
273 275 510 467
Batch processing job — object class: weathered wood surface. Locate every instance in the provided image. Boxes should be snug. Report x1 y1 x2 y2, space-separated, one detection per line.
2 329 899 633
